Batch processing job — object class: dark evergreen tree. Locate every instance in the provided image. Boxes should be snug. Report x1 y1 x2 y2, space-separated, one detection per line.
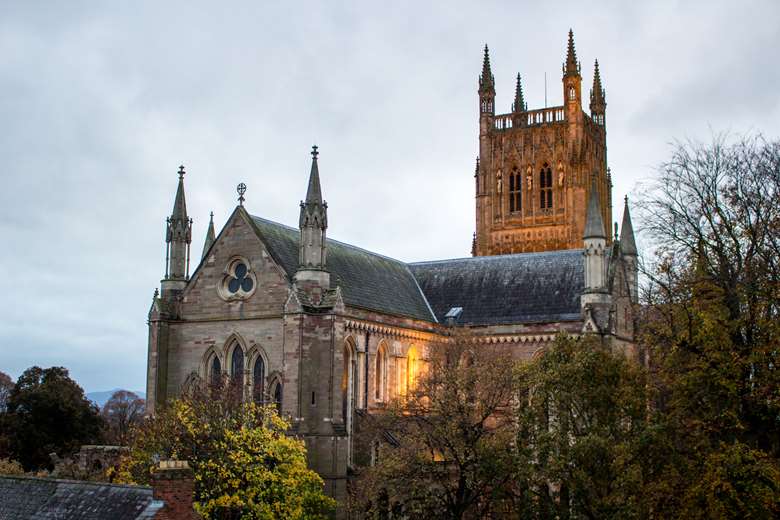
5 366 104 470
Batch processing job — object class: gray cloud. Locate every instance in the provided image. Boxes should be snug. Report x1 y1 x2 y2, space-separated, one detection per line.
1 0 778 391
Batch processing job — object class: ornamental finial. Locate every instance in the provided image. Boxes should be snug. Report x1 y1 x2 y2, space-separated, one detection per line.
311 145 319 160
178 165 185 179
237 183 247 206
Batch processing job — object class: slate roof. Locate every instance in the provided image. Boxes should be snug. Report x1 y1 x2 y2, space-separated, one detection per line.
0 476 162 519
409 250 584 326
248 215 436 322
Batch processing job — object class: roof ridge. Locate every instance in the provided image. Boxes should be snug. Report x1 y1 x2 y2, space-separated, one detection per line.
0 474 152 492
408 248 585 266
250 214 410 266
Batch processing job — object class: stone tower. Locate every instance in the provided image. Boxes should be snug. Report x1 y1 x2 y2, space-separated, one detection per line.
474 30 612 255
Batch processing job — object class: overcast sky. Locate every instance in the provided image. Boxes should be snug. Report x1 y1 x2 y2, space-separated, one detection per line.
1 1 778 393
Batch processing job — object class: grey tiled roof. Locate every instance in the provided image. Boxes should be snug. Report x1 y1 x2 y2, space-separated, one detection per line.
248 215 436 322
0 476 162 519
409 250 584 325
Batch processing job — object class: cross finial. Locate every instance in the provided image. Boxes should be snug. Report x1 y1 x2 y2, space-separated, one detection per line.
178 165 185 179
210 211 214 219
237 183 247 206
624 195 629 205
311 145 319 159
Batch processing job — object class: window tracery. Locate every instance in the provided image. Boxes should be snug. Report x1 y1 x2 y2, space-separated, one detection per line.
218 257 257 300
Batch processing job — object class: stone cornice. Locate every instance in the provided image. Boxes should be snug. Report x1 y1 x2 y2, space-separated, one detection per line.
344 319 441 342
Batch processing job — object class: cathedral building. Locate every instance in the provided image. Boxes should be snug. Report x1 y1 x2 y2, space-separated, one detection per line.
145 30 638 505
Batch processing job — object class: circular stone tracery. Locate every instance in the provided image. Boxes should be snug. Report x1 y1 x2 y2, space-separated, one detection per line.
219 258 257 300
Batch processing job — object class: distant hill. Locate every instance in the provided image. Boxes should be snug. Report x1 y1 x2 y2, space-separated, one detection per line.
86 389 146 408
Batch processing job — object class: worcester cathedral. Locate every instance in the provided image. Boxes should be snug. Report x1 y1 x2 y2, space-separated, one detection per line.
146 30 638 505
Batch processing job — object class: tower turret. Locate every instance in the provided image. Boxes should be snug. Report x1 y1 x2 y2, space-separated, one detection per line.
582 177 608 299
562 29 582 108
162 166 192 295
589 59 606 126
295 146 330 291
478 45 495 121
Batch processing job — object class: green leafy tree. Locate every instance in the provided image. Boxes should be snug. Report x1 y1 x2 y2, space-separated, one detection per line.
351 332 520 519
120 379 335 519
4 366 104 470
514 335 652 519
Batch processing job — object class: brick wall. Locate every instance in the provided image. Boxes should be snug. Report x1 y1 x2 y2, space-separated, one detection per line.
152 460 195 520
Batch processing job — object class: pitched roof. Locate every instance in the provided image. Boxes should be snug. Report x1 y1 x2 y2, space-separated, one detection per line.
248 215 436 322
409 250 584 326
0 476 162 519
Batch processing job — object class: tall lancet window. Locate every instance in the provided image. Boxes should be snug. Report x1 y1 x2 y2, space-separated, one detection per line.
253 357 265 403
210 356 221 387
230 345 244 386
540 165 553 209
375 343 387 402
509 168 522 213
272 381 282 413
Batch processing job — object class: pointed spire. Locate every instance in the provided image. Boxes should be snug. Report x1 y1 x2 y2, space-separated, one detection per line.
513 73 526 113
202 211 215 259
299 145 328 231
171 165 188 222
619 196 637 256
305 145 323 205
584 176 606 240
479 44 495 93
564 29 580 77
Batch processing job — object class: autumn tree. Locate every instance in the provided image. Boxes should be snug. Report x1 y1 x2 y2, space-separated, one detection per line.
101 390 145 446
120 378 335 519
637 133 780 517
351 331 520 519
3 366 104 470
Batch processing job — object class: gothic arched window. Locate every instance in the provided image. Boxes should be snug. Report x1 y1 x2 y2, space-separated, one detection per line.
407 347 418 395
509 168 522 213
375 343 387 402
271 380 282 413
210 355 221 387
540 165 553 209
253 356 265 403
230 345 244 384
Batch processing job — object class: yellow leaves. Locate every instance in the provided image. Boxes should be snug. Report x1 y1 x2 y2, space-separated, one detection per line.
122 394 334 519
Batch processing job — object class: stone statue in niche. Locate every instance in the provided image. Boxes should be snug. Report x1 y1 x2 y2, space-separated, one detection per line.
526 166 532 190
496 171 502 193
